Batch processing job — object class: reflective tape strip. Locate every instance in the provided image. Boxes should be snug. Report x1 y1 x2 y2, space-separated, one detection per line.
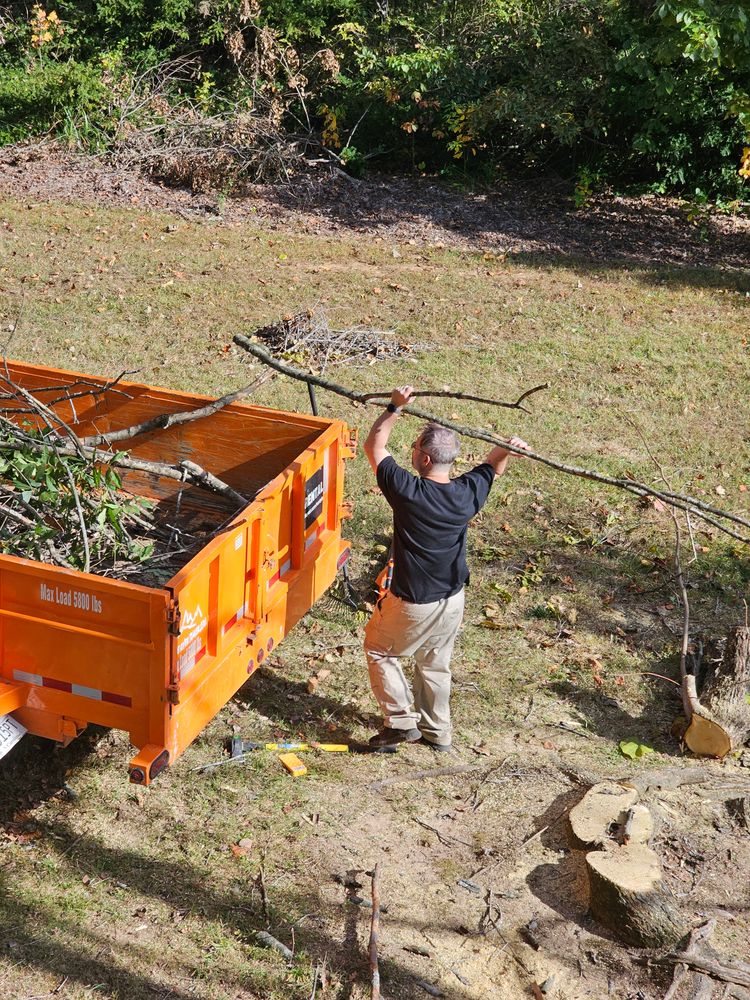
222 602 246 635
102 691 131 707
304 522 324 551
179 643 206 679
13 669 131 708
43 677 72 693
267 559 292 589
72 684 102 701
13 669 43 687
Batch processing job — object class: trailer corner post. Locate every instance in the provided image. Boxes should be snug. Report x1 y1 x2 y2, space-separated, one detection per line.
129 744 170 785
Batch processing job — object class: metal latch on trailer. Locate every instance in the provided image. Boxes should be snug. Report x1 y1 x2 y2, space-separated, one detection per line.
166 599 181 636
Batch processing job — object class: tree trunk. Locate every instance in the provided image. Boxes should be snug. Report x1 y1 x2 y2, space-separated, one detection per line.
568 782 686 948
685 627 750 757
586 845 687 948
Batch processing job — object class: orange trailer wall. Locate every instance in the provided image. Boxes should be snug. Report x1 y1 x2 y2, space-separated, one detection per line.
0 558 170 750
0 361 354 783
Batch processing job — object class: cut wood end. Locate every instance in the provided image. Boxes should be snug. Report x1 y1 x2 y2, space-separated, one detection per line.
622 804 654 845
568 781 639 850
587 844 661 892
684 714 732 759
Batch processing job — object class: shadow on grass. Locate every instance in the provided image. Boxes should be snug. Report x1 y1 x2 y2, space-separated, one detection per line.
1 823 476 1000
0 726 109 825
546 671 681 757
236 666 379 740
485 526 747 757
266 174 750 281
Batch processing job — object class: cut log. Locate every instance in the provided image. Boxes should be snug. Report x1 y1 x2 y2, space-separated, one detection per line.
685 627 750 757
684 712 733 758
568 781 638 851
586 844 687 948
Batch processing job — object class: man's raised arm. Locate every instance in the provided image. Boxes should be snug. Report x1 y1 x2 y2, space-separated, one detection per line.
363 385 415 474
484 436 531 476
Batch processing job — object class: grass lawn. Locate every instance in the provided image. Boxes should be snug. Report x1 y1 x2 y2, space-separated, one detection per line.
1 195 749 1000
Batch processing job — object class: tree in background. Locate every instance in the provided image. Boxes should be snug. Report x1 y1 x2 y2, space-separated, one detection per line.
0 0 747 200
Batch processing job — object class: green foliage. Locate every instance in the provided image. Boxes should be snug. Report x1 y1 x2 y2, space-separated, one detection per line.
0 427 153 571
0 61 113 146
0 0 748 198
619 740 655 760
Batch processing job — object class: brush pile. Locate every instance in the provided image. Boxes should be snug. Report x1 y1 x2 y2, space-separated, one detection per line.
252 310 417 371
0 366 253 585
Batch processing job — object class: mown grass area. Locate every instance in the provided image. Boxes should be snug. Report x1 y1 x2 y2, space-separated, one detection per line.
1 197 749 999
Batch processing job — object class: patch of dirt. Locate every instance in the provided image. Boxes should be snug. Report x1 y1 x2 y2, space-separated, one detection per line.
1 143 748 270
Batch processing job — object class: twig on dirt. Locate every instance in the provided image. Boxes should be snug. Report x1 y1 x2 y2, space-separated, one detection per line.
57 834 84 858
640 671 683 688
413 818 475 849
369 864 381 1000
521 803 573 847
415 981 445 998
545 721 595 741
478 887 503 937
309 962 321 1000
663 961 691 1000
20 978 68 1000
257 858 270 926
80 369 274 447
370 764 477 791
256 930 293 961
234 337 750 542
648 919 750 989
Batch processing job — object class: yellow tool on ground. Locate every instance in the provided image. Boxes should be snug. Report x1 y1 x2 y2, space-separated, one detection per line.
278 752 308 777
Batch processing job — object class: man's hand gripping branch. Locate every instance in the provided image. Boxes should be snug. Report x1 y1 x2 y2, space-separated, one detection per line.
363 385 415 474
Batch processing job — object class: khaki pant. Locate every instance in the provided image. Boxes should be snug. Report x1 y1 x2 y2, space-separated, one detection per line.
364 589 465 745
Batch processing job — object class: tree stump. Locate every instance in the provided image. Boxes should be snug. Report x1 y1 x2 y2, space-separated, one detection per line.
685 627 750 758
568 782 686 948
568 781 638 850
586 844 686 948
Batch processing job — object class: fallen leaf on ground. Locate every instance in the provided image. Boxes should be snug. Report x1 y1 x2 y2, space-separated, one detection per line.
619 740 655 760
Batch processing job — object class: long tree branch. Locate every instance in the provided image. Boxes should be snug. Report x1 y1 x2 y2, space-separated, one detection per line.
80 369 274 447
360 383 549 412
233 337 750 542
0 437 248 507
626 416 699 720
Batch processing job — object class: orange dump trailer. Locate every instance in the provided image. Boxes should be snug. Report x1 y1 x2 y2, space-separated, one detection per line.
0 361 355 783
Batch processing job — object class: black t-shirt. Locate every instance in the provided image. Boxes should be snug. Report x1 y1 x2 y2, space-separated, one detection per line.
376 456 495 604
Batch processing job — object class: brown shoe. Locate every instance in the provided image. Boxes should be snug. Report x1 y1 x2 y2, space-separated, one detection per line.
419 736 452 753
368 727 421 749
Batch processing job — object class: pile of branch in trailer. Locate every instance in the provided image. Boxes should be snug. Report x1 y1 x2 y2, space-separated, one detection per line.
0 364 271 587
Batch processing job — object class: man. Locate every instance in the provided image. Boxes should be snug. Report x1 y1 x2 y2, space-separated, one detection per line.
363 384 529 751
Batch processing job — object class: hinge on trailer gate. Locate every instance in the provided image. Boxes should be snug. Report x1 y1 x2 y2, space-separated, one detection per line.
166 599 181 636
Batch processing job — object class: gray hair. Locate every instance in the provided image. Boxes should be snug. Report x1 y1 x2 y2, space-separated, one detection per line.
419 423 460 467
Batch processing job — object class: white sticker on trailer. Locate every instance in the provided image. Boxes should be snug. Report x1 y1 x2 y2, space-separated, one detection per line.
0 714 26 760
